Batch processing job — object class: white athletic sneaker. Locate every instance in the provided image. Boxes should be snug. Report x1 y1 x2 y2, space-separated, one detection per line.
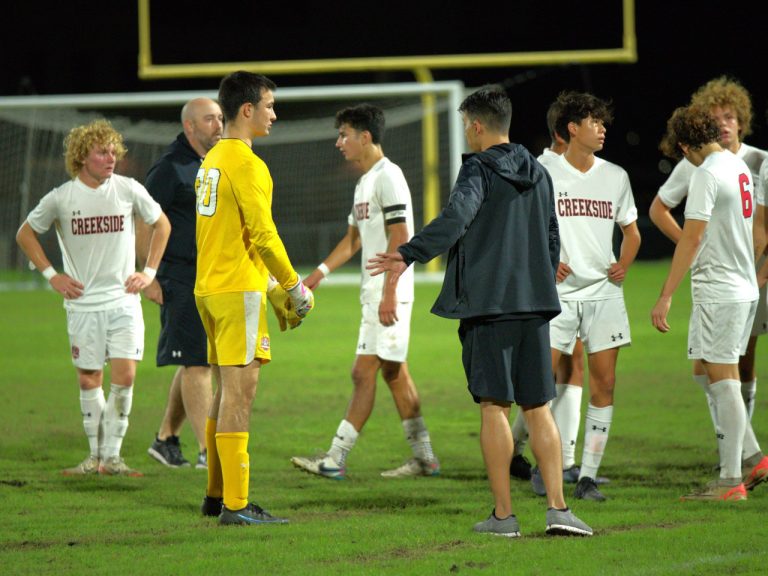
98 456 144 477
62 455 100 476
381 457 441 478
290 453 345 480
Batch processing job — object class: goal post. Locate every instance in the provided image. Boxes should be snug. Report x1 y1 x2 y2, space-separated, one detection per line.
0 81 465 274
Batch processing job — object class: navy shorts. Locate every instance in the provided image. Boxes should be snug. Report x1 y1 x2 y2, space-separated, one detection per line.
156 276 208 367
458 316 555 405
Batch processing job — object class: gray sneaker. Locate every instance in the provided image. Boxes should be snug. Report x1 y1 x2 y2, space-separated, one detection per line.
195 450 208 470
219 502 289 526
574 476 606 501
530 467 546 496
473 511 521 537
148 435 190 468
545 508 593 536
563 465 580 483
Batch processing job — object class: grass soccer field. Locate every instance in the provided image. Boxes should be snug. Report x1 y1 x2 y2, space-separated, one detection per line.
1 261 767 575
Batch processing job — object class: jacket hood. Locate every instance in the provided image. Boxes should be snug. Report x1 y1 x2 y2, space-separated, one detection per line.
470 142 544 191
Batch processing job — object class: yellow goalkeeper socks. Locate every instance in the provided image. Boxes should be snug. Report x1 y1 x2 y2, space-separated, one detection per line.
205 418 223 499
216 432 250 511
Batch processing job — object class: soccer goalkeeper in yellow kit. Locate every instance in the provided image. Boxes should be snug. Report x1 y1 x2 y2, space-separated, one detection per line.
194 71 314 526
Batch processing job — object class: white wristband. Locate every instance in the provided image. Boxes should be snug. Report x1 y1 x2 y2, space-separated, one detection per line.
317 263 330 278
143 266 157 281
41 266 57 281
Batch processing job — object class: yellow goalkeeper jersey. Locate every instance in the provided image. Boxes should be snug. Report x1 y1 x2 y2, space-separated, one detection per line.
194 138 298 296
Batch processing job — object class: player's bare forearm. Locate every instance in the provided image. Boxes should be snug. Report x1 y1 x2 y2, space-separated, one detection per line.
135 219 152 268
659 220 704 300
753 204 766 261
16 222 53 274
307 227 361 290
144 213 171 270
16 222 84 298
609 223 641 283
757 257 768 289
383 222 409 293
649 196 682 244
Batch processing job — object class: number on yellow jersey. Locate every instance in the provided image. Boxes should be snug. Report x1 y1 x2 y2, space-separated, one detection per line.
195 167 220 217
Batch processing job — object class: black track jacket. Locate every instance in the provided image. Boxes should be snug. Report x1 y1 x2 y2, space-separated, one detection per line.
398 142 561 320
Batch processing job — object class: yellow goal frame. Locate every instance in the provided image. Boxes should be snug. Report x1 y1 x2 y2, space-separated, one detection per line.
137 0 636 272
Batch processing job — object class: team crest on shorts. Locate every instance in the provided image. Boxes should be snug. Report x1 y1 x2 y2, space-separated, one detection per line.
71 345 80 360
260 336 270 351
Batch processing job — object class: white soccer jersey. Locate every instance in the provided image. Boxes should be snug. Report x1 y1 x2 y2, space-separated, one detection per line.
757 156 768 207
27 174 163 311
347 157 414 304
659 142 768 208
538 148 559 162
685 151 758 304
546 154 638 301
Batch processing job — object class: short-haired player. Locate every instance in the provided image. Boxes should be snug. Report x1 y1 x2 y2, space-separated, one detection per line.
291 104 439 479
535 91 641 502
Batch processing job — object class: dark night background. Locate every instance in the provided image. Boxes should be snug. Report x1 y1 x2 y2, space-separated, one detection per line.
3 1 767 258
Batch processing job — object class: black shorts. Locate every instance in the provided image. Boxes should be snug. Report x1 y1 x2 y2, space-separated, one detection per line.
156 276 208 367
458 316 555 405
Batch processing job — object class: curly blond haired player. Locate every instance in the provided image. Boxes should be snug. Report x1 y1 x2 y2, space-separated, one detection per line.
653 105 768 500
16 119 171 477
650 77 768 437
195 72 314 526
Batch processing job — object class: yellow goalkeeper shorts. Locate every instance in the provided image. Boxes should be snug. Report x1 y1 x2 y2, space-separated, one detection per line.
195 291 271 366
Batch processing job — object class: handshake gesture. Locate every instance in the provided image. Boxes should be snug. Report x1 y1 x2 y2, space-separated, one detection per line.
267 275 315 332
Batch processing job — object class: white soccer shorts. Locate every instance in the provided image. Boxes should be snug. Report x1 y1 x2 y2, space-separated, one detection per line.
66 301 145 369
688 300 757 364
356 301 412 362
549 298 631 354
749 279 767 337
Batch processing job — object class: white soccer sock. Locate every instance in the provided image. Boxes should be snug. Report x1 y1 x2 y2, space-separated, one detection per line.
694 374 718 439
402 416 435 461
742 422 761 463
328 419 358 468
579 403 613 480
510 410 528 456
101 384 133 460
80 387 105 458
551 384 582 468
709 379 746 482
741 378 756 420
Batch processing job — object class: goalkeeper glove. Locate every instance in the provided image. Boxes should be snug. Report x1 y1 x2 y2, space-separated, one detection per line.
267 280 303 331
286 276 314 318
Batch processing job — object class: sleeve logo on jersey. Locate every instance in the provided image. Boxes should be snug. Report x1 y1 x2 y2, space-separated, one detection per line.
71 214 125 235
557 196 614 220
354 202 370 221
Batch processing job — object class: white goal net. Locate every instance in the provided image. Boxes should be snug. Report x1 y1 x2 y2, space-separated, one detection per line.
0 82 465 272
